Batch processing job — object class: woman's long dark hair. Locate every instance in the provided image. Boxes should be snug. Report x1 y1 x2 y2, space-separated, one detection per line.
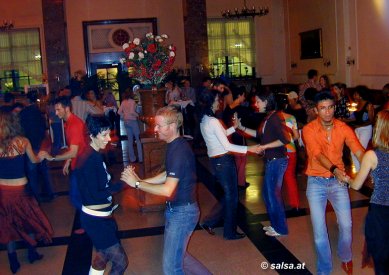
197 90 218 121
255 90 277 112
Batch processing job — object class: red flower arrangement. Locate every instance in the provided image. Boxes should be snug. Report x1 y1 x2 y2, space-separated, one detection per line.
122 33 176 86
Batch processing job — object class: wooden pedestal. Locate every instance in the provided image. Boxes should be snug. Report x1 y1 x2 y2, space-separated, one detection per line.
137 135 167 212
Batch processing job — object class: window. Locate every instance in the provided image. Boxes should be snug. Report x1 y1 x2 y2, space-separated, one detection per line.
0 29 43 92
207 19 255 78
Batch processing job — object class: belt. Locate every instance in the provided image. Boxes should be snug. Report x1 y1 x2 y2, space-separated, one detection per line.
265 156 288 162
81 204 118 217
210 153 229 159
166 201 196 208
312 176 336 180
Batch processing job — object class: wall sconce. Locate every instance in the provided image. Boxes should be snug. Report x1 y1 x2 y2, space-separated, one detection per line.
346 57 355 66
323 58 331 67
0 20 14 32
291 62 297 68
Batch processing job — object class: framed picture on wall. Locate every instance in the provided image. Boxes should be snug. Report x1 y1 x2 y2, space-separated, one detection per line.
299 29 322 59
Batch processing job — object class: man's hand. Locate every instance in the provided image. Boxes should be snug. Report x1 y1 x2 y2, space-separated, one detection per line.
63 159 71 175
333 168 349 183
121 166 140 188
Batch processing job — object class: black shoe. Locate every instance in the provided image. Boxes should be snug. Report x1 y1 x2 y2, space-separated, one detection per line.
199 223 215 235
224 232 246 240
28 247 43 263
8 252 20 274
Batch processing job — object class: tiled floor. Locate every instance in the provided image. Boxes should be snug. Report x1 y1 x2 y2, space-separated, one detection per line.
0 139 375 275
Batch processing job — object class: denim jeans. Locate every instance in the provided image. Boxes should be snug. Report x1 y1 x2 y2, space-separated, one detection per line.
262 157 288 234
204 154 238 238
123 120 143 162
50 121 66 155
306 176 352 275
26 156 54 201
163 203 210 275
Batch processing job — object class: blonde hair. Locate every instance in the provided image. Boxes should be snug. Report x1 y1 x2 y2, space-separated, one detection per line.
0 111 23 151
372 109 389 150
156 105 183 129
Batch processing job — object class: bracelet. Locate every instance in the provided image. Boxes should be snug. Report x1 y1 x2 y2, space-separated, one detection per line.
329 165 338 174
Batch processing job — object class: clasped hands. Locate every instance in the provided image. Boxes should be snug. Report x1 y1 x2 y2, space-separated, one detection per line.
120 165 140 188
333 168 351 186
38 151 54 161
248 145 265 155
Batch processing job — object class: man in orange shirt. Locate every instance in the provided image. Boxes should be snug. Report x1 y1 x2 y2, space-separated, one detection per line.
302 91 364 275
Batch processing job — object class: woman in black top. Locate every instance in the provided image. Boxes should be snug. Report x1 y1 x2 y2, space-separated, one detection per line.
76 115 128 275
234 92 290 236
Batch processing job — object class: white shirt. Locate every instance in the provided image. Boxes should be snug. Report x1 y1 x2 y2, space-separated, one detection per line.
71 96 90 121
200 115 247 157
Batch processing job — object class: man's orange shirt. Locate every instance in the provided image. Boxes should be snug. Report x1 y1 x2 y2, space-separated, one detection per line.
302 118 363 177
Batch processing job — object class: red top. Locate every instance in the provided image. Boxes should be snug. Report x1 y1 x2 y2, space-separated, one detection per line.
64 113 88 170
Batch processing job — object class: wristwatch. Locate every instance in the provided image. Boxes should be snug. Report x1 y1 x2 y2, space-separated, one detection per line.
135 181 140 189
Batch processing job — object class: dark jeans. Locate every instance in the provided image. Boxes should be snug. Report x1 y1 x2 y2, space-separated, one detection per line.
50 121 66 155
26 158 54 201
203 154 238 238
365 203 389 275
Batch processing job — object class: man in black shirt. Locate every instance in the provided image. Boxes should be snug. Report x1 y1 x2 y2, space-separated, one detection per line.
121 105 210 275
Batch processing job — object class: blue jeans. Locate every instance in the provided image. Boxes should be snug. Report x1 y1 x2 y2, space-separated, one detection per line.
50 121 66 155
262 157 288 234
123 120 143 162
26 156 54 201
204 154 238 238
163 203 210 275
306 176 352 275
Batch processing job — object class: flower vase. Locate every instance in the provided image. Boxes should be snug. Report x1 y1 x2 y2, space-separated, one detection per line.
138 88 166 136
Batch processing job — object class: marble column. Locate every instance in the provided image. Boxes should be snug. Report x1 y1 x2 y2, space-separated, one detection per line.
42 0 70 93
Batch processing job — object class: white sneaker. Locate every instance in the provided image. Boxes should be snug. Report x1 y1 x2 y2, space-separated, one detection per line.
265 229 281 237
263 226 274 232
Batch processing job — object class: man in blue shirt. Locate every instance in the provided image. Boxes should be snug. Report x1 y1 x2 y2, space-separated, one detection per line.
121 105 211 275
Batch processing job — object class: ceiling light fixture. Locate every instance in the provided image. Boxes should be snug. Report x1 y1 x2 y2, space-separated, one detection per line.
222 0 269 19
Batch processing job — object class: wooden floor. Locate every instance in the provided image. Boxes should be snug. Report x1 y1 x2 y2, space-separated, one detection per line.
0 139 375 275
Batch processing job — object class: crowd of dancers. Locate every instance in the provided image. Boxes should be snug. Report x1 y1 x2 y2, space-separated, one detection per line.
1 68 389 274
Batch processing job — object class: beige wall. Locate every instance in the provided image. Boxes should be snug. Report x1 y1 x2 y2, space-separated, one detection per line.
2 0 388 88
65 0 186 75
284 0 389 89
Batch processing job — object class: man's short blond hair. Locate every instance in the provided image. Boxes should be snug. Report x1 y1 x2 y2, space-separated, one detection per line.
156 105 183 129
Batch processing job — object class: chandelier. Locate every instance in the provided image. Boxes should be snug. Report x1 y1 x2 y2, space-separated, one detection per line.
222 0 269 19
0 20 14 32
